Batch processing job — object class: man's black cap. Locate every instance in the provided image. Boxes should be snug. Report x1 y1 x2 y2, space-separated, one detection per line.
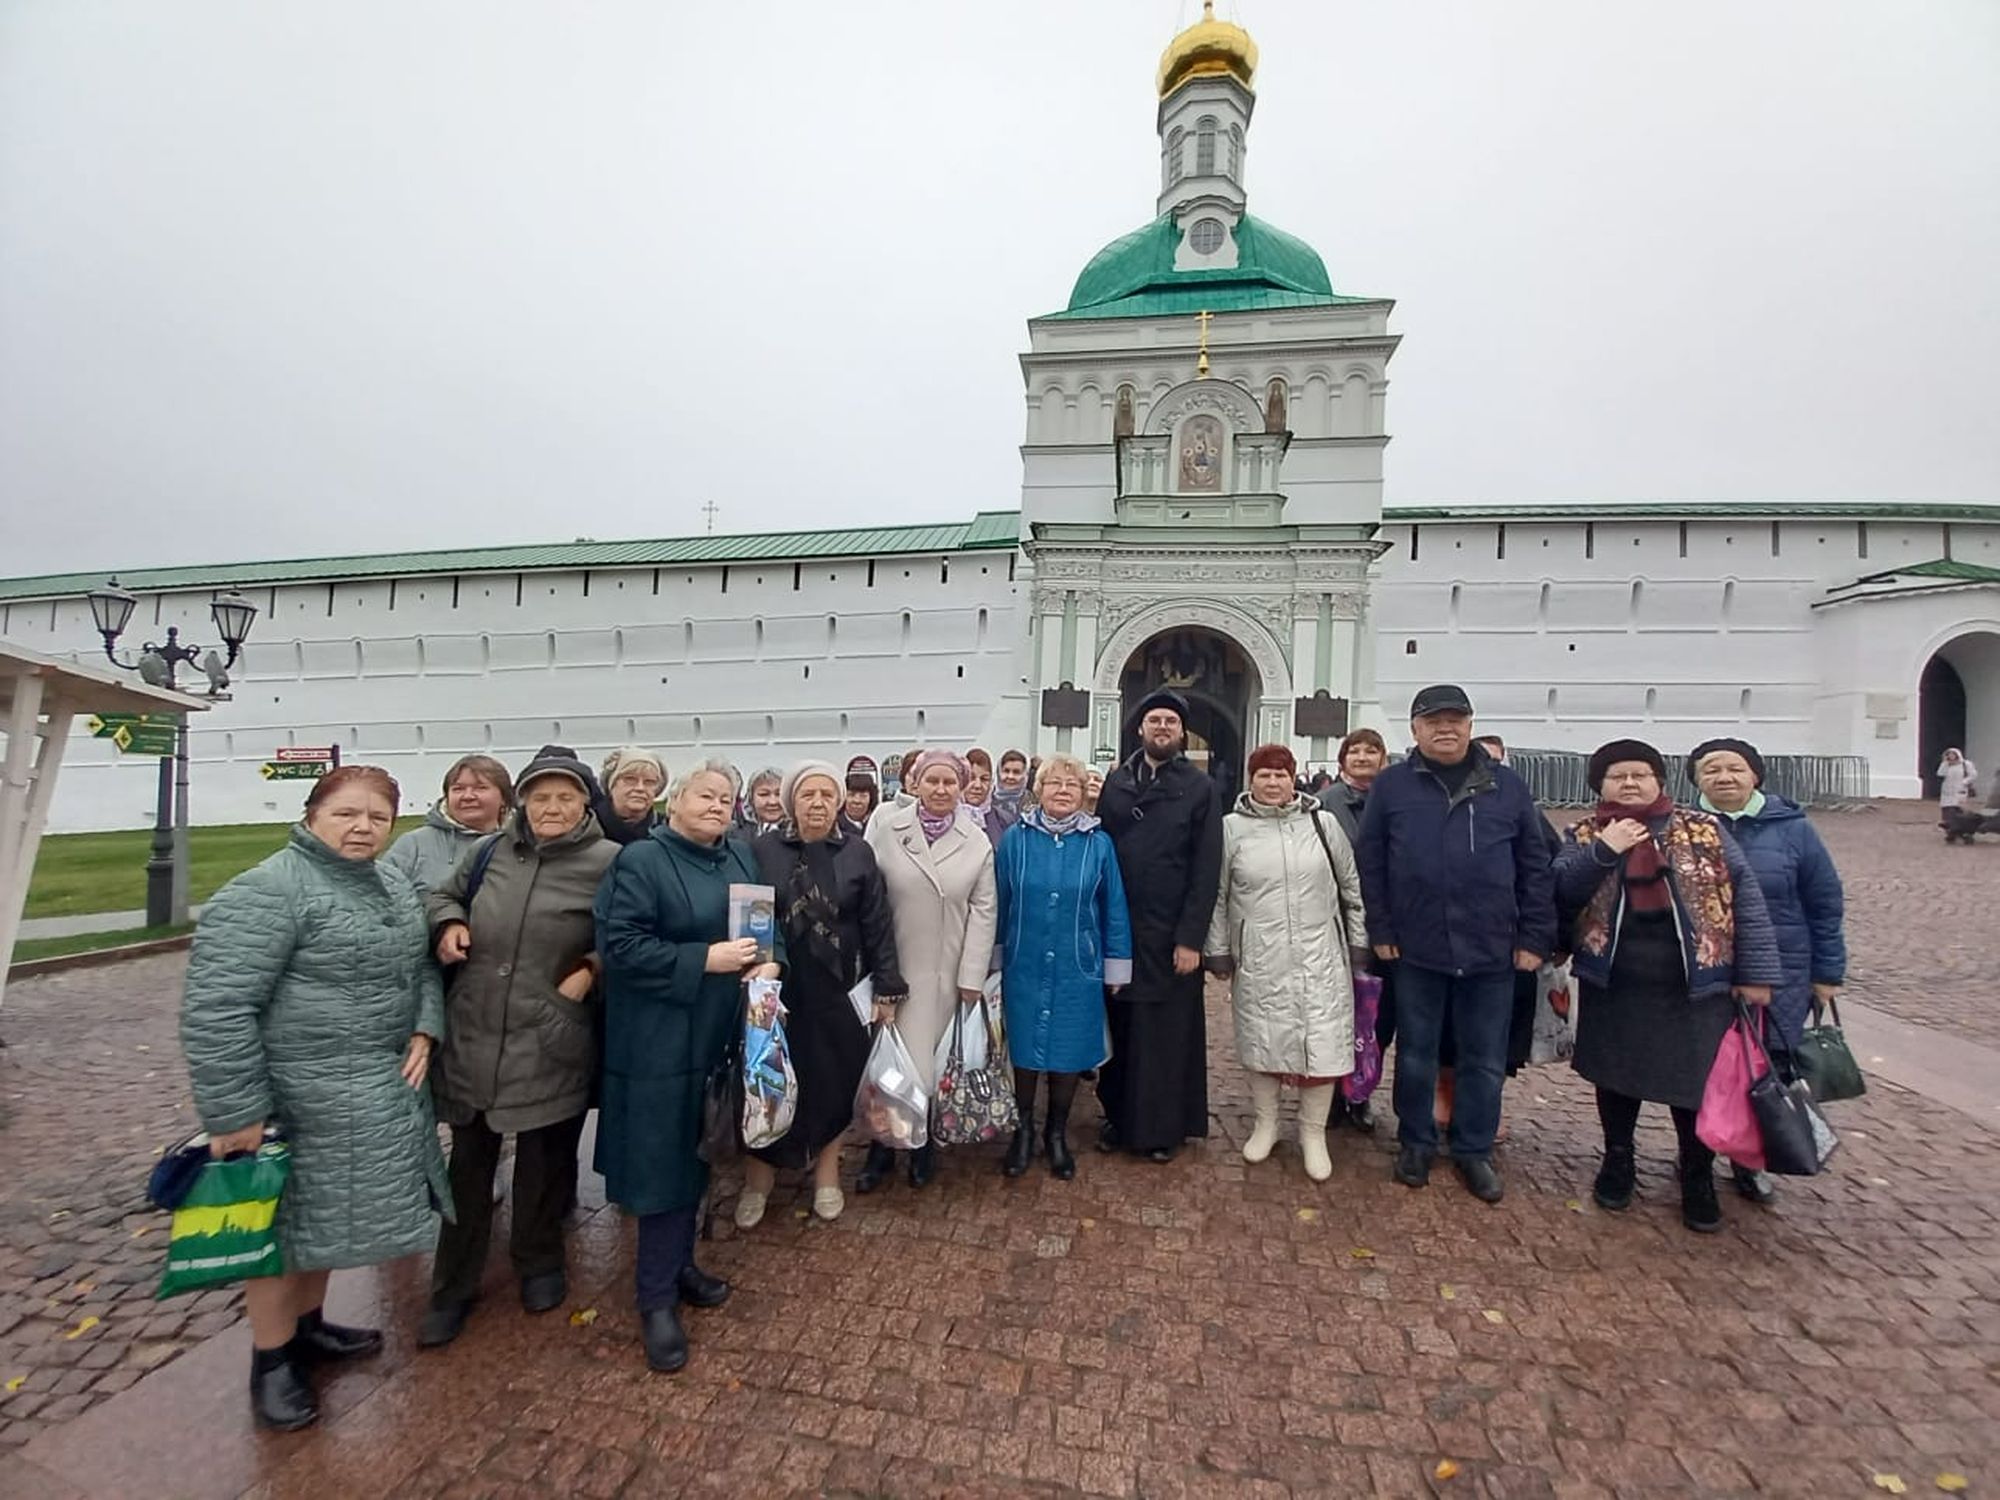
1409 684 1474 718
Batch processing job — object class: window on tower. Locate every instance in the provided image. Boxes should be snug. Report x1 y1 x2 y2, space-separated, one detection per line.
1228 124 1243 180
1196 116 1217 175
1189 218 1225 255
1166 128 1186 185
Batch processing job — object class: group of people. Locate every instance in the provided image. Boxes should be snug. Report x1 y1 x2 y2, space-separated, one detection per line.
177 682 1850 1430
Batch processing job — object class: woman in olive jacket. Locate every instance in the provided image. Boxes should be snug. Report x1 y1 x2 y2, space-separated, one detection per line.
594 758 784 1375
417 746 619 1347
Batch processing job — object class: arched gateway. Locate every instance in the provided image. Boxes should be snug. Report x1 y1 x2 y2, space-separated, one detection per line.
1117 627 1259 803
1918 628 2000 797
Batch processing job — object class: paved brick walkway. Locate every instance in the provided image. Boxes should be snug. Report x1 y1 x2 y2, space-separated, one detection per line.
1 806 1996 1497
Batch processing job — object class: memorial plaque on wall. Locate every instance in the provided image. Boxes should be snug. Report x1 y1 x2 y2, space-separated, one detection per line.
1294 691 1349 739
1040 682 1092 730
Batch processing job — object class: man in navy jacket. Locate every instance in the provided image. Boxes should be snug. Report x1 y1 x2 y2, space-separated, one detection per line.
1356 686 1556 1203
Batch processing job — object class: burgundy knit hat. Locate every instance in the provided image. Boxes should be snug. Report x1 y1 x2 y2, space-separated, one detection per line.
1246 743 1297 779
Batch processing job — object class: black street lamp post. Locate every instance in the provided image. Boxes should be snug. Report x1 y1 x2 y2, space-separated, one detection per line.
85 581 258 927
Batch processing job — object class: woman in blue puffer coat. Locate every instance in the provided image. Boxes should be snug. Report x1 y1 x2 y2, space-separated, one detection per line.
1689 737 1848 1205
994 754 1132 1182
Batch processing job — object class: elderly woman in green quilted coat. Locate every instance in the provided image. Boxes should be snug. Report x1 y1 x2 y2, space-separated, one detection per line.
180 765 450 1433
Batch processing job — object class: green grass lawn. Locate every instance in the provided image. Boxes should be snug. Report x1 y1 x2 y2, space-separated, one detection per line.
23 817 425 919
11 923 196 964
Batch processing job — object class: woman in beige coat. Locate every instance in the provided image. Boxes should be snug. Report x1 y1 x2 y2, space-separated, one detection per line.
866 748 998 1192
1204 744 1369 1182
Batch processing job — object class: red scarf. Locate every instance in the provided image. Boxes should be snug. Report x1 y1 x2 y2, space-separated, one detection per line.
1593 792 1675 910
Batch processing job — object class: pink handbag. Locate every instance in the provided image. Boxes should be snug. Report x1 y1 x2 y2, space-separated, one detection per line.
1696 1006 1769 1170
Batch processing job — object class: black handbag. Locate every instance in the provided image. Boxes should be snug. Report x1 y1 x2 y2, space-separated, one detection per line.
1794 996 1866 1102
696 1033 743 1167
1741 1004 1838 1176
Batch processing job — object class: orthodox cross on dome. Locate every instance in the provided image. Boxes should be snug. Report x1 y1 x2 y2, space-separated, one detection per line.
1196 309 1212 377
701 500 720 534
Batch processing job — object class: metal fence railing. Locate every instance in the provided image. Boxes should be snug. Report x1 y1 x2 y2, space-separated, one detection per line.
1505 750 1871 809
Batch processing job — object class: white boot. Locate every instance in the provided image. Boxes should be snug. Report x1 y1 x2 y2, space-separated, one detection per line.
1299 1084 1336 1182
1243 1074 1282 1163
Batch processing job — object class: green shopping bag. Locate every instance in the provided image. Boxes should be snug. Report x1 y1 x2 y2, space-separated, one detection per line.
156 1140 291 1299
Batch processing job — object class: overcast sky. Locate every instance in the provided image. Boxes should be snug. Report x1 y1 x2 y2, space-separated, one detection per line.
2 0 1996 577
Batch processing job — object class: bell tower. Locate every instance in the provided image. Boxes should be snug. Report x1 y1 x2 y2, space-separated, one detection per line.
1155 2 1256 269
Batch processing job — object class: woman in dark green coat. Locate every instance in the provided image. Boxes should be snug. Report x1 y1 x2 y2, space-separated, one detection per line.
594 757 783 1374
180 766 450 1432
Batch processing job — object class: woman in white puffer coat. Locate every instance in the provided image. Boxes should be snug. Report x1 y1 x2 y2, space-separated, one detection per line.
1203 743 1370 1181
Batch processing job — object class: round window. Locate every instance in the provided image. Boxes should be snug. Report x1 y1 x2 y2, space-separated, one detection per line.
1188 218 1226 255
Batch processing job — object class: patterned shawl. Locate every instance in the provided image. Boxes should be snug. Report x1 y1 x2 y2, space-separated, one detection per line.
1569 806 1739 978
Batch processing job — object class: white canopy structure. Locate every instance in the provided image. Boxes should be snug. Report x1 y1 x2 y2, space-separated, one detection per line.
0 640 206 1021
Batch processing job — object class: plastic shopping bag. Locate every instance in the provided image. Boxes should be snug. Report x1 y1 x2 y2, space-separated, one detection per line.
157 1138 291 1299
934 991 991 1079
1528 960 1576 1065
740 977 798 1151
1696 1004 1768 1170
1346 974 1384 1103
854 1023 929 1150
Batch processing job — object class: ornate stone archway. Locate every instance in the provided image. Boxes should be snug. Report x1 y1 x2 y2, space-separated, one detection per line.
1089 597 1294 761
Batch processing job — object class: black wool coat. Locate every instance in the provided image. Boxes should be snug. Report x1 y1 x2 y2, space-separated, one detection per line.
1094 753 1224 1003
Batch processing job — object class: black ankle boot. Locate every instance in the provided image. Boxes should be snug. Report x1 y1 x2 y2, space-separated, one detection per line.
286 1308 383 1364
1680 1161 1722 1233
855 1142 894 1194
1592 1146 1636 1211
1002 1124 1035 1178
1044 1122 1075 1181
641 1305 688 1373
249 1347 318 1432
907 1141 935 1188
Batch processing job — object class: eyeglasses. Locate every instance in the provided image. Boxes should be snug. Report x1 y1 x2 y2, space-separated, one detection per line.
1603 770 1658 784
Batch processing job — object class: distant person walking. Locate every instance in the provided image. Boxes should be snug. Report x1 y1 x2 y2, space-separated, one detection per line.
1937 748 1977 826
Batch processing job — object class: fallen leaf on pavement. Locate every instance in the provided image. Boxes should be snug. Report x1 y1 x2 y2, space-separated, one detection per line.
1434 1459 1459 1481
131 1226 152 1239
1481 1310 1506 1325
62 1315 99 1340
1079 1218 1097 1230
1347 1246 1374 1259
1872 1477 1907 1495
1294 1208 1318 1223
1935 1477 1968 1493
1564 1199 1584 1212
569 1307 598 1326
1439 1285 1456 1300
3 1375 24 1393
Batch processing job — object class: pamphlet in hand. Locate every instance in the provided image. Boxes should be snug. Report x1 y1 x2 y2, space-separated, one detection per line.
728 883 777 964
849 973 875 1028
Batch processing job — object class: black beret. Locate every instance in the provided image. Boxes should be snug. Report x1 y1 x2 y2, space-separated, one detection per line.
1586 738 1666 793
1688 737 1766 786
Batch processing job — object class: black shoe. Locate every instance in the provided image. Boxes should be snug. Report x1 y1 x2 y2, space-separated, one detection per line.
417 1300 473 1348
641 1305 688 1373
1096 1120 1120 1154
1145 1146 1177 1164
1592 1147 1636 1211
907 1142 936 1188
1393 1144 1433 1189
1731 1165 1778 1205
676 1263 731 1310
855 1142 894 1194
1455 1157 1505 1203
1681 1164 1723 1234
1002 1125 1035 1178
286 1312 384 1364
249 1351 319 1432
1344 1099 1375 1132
1044 1125 1076 1181
520 1271 567 1315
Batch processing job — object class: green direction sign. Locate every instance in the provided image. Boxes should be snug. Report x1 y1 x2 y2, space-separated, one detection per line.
89 712 179 739
260 762 330 782
113 725 180 756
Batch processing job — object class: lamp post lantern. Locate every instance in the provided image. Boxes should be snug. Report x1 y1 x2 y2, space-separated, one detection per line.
84 582 258 926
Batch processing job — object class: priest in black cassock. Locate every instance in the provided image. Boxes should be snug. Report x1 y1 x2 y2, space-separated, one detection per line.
1093 689 1224 1162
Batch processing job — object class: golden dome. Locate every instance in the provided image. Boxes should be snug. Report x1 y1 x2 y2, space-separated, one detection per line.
1156 1 1258 100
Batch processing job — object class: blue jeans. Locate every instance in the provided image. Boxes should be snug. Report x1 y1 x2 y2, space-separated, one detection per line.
1391 963 1514 1159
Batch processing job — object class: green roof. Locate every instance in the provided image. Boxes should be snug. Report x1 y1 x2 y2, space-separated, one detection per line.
1858 558 2000 584
1043 214 1375 321
0 511 1023 604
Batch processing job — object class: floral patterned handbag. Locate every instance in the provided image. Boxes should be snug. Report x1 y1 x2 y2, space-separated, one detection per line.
931 995 1018 1146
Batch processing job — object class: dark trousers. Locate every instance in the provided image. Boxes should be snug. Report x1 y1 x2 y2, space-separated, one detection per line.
430 1111 585 1309
1391 964 1513 1159
634 1207 697 1313
1596 1087 1713 1176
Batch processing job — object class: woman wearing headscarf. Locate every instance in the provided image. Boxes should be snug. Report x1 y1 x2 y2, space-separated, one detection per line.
1937 748 1978 827
993 754 1132 1180
418 747 617 1347
741 761 907 1224
1689 737 1848 1205
382 754 515 893
1554 739 1784 1233
865 747 998 1191
1203 744 1369 1182
595 745 668 847
594 758 783 1374
181 766 448 1430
